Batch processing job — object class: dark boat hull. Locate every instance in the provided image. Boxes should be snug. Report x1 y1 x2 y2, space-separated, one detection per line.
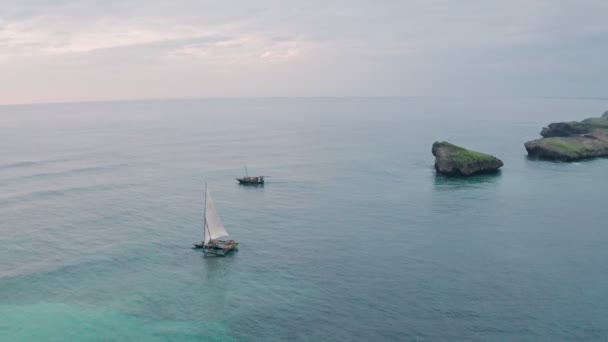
193 242 238 256
237 180 264 185
236 177 264 185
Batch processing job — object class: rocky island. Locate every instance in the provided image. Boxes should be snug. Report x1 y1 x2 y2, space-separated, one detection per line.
524 111 608 161
432 141 504 176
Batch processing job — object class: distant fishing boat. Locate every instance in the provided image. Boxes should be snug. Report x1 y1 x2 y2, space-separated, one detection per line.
194 184 238 256
236 176 265 184
236 166 267 185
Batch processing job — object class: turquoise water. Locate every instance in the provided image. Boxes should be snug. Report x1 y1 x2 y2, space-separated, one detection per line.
1 98 607 341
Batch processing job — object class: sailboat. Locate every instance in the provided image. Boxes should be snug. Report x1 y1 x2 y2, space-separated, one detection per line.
193 184 238 256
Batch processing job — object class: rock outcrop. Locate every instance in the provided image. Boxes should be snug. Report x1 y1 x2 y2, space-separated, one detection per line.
525 131 608 161
540 121 594 137
540 118 608 137
432 142 503 176
525 111 608 161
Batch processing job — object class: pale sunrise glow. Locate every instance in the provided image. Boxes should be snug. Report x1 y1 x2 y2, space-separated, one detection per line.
1 0 607 104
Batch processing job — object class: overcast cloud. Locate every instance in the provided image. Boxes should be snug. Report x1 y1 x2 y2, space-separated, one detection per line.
0 0 607 104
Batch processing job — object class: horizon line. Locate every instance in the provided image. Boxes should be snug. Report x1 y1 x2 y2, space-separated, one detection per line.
1 94 607 108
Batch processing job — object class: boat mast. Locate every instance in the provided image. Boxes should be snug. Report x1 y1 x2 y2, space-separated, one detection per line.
203 182 208 247
244 165 249 177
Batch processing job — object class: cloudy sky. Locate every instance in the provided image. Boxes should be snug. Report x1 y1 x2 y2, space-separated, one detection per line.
1 0 607 104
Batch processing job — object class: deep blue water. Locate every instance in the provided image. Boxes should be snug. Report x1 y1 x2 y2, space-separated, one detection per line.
0 97 607 341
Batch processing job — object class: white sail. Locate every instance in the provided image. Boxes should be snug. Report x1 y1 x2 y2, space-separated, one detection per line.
204 187 229 245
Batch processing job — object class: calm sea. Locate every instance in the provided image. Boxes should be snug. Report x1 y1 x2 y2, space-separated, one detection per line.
0 97 607 341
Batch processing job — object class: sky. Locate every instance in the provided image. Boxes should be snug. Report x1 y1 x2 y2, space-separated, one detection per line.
0 0 607 104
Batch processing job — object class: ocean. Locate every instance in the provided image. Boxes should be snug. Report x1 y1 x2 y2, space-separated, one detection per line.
0 97 607 341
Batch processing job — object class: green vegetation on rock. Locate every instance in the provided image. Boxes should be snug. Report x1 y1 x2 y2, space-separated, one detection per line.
581 118 608 130
544 138 588 155
450 146 497 164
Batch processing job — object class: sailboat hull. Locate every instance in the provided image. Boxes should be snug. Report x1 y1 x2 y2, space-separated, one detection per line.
193 241 238 256
204 248 237 256
193 246 238 256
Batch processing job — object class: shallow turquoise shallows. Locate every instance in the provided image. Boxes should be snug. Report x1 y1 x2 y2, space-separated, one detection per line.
1 98 607 341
